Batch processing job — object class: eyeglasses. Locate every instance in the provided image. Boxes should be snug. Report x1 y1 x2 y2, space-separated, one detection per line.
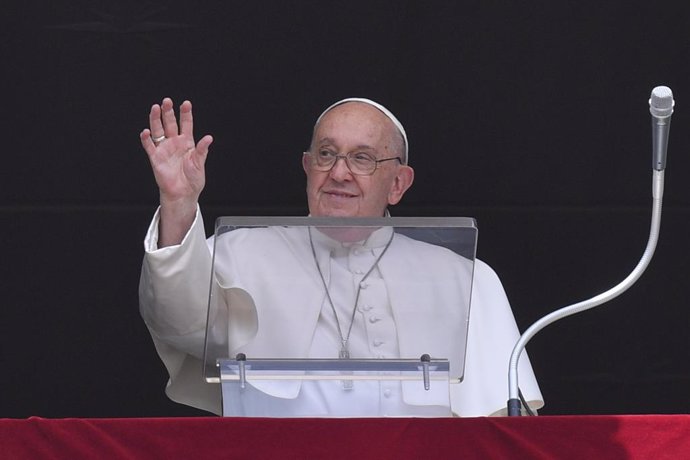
304 150 402 176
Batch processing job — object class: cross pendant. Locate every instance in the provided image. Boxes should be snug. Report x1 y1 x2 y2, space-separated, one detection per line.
339 347 353 390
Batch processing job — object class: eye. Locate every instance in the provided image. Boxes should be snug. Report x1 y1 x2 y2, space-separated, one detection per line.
351 152 375 164
318 149 336 159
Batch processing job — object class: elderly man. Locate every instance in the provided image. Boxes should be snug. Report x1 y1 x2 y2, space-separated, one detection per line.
139 97 543 416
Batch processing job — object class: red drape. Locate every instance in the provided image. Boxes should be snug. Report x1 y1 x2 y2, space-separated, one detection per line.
2 415 689 459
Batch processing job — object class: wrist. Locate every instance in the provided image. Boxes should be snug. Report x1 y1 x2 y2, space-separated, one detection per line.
158 196 199 247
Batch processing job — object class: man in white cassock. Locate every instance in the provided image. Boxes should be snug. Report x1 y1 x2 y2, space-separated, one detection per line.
138 97 543 416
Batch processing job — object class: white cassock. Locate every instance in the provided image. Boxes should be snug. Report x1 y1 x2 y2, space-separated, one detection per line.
139 206 543 416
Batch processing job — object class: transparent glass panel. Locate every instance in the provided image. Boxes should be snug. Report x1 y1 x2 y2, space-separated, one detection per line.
203 216 477 416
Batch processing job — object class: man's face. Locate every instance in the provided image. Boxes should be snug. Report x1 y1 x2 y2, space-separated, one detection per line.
302 102 414 217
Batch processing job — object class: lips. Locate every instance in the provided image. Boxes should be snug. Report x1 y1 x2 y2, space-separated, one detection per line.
323 189 357 198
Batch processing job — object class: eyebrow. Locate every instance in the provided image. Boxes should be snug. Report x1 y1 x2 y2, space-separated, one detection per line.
316 138 377 151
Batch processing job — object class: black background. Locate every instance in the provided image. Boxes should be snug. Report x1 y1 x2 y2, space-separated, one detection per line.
2 1 689 417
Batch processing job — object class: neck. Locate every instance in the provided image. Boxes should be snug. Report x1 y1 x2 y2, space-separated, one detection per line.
310 209 391 243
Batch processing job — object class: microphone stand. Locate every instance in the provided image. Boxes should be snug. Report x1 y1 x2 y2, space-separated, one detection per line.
507 170 664 416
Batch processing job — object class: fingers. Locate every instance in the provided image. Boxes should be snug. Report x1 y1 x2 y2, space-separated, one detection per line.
148 98 193 141
142 98 212 158
179 100 194 138
148 103 165 141
160 98 179 138
140 128 157 156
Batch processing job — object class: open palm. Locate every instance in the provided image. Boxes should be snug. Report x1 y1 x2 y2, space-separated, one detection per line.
140 98 213 204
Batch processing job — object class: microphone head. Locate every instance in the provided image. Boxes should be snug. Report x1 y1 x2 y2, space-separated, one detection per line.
649 86 674 117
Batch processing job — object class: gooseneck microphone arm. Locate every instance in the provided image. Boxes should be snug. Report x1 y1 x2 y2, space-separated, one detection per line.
506 86 674 417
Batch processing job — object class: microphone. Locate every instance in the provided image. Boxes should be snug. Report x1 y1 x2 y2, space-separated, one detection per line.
506 85 674 416
649 86 674 171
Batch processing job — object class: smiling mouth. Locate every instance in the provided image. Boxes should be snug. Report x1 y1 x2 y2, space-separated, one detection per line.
325 190 356 198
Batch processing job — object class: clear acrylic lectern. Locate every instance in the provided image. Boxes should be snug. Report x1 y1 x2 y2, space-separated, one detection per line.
203 216 477 417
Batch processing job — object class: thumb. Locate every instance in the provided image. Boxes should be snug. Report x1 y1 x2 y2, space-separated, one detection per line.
195 134 214 165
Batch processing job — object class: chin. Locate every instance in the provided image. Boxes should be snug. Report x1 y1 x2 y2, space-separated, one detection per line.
316 208 358 218
310 199 355 217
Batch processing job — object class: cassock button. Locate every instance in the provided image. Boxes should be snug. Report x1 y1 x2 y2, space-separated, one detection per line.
383 389 393 398
368 316 381 323
359 281 369 289
373 339 384 347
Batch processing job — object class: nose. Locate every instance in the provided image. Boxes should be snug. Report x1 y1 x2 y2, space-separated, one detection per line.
329 156 353 181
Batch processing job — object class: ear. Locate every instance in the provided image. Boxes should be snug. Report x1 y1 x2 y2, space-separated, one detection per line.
301 152 310 175
387 165 415 205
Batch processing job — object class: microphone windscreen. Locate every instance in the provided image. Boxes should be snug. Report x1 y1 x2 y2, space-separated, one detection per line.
650 86 674 117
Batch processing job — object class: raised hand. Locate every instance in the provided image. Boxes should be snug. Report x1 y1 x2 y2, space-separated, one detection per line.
140 98 213 247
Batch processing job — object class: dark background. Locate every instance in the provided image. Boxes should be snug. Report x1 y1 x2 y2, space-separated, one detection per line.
2 1 689 417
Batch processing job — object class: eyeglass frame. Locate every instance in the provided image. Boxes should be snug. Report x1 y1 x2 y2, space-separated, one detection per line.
303 150 402 176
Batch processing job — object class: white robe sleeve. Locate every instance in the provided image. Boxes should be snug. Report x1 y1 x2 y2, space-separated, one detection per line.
139 205 222 415
450 259 544 416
